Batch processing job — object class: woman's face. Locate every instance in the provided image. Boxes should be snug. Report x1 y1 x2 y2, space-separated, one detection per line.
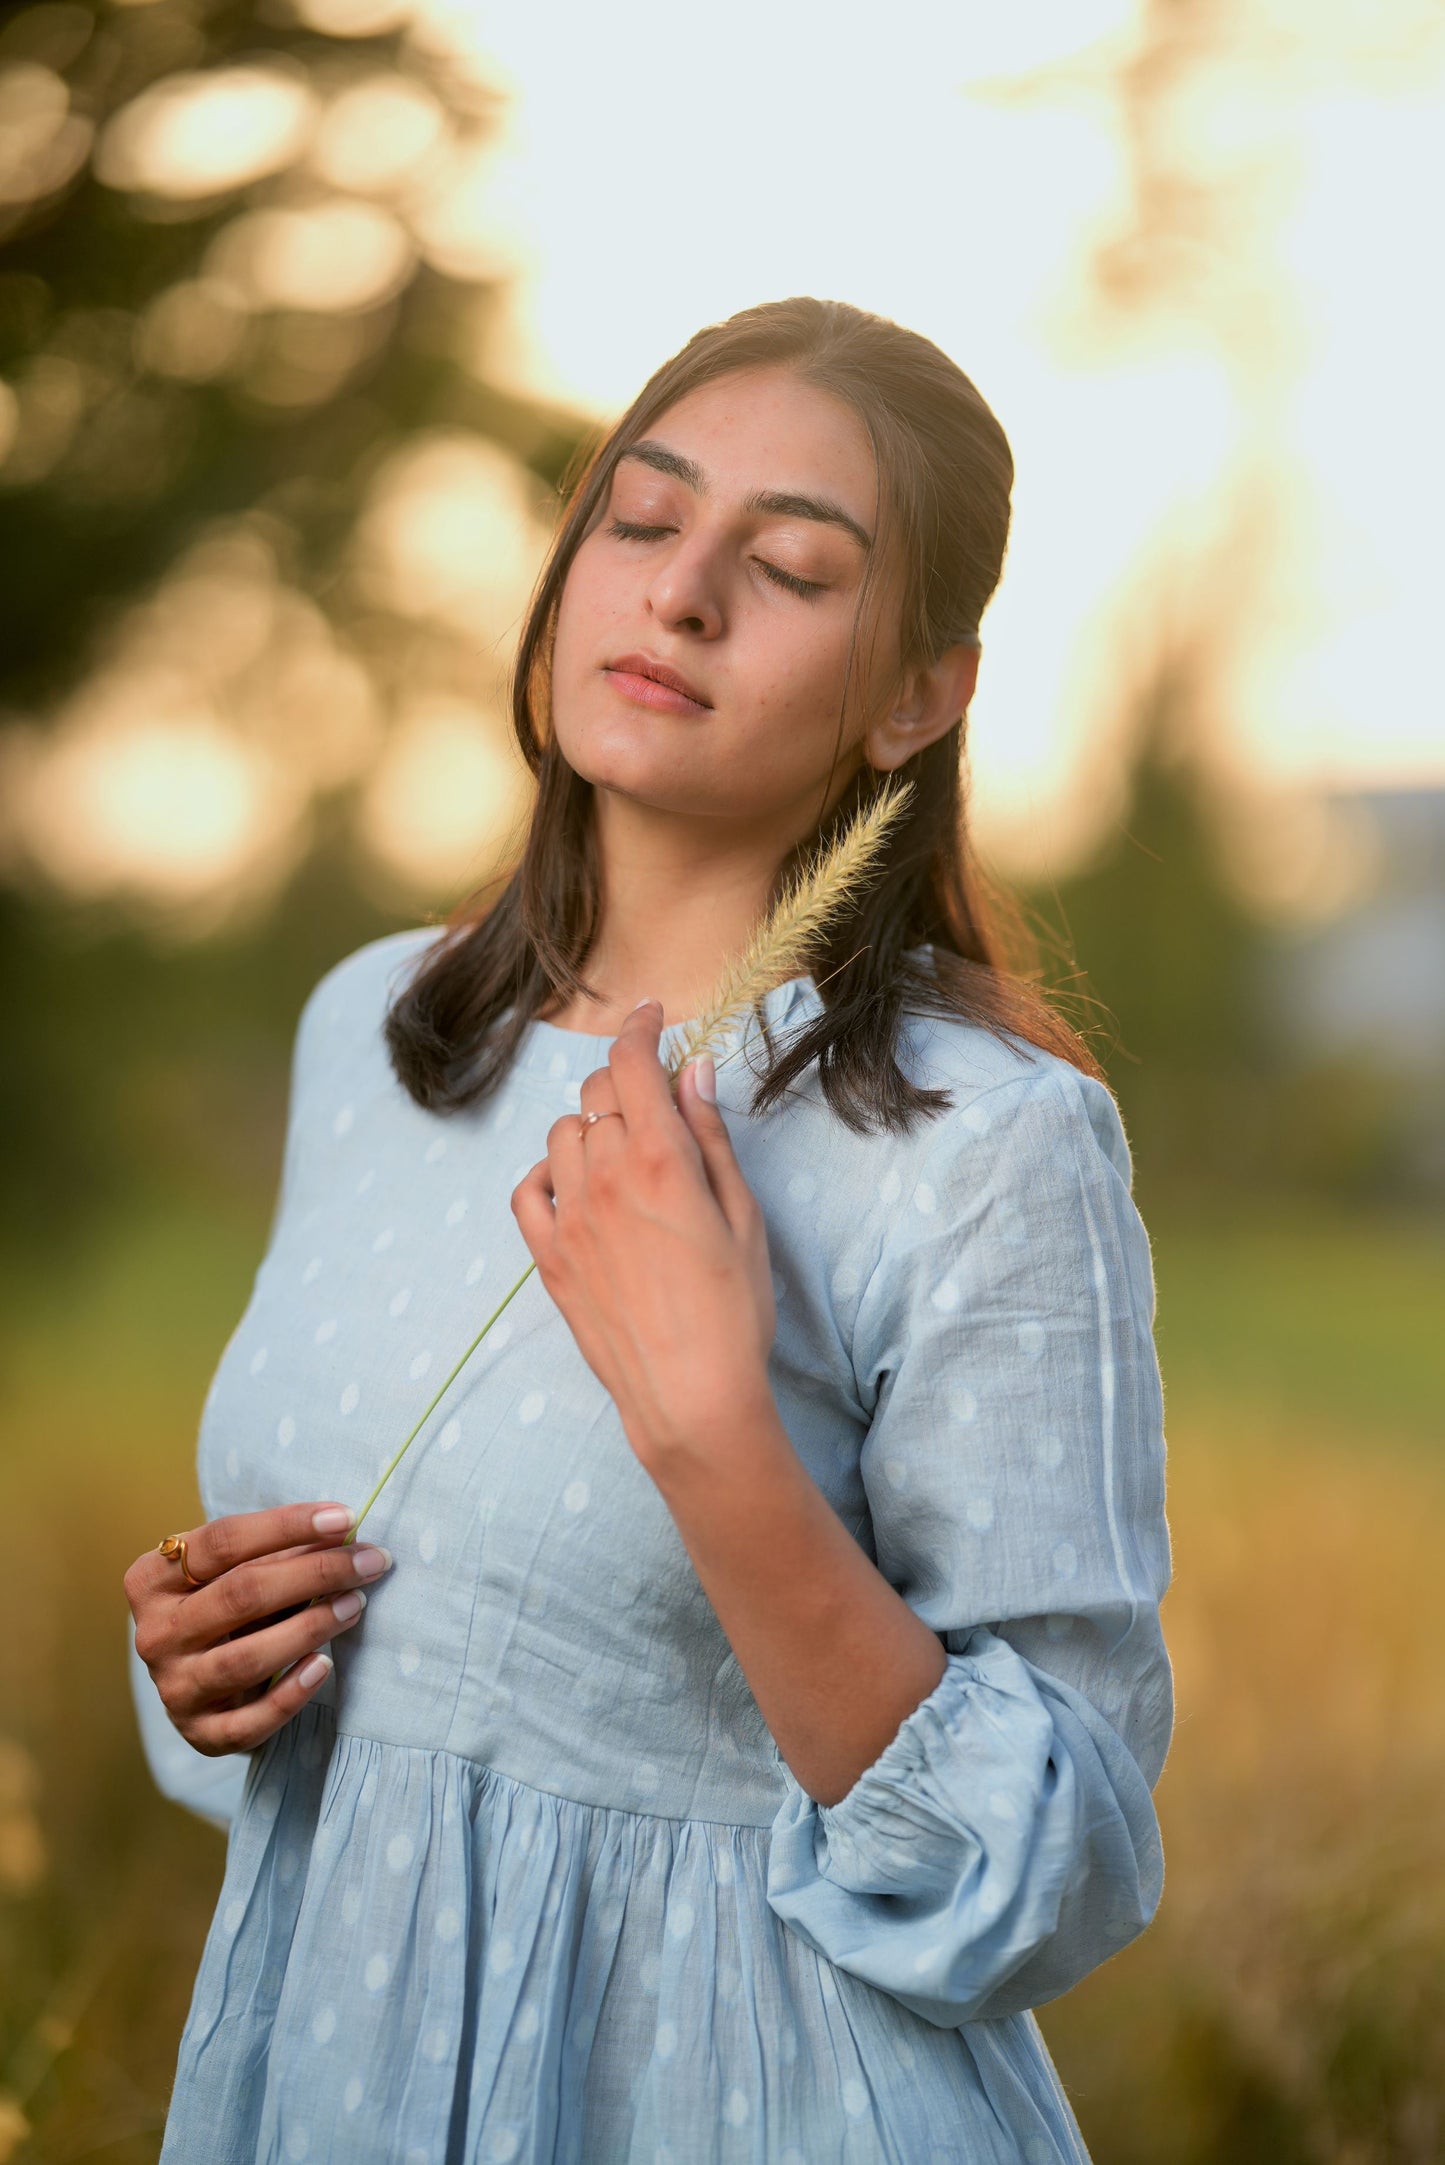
548 365 900 827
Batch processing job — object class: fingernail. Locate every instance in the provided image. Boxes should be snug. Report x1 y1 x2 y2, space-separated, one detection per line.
312 1505 356 1535
690 1055 717 1103
352 1545 393 1580
630 996 662 1014
297 1651 332 1690
332 1589 367 1624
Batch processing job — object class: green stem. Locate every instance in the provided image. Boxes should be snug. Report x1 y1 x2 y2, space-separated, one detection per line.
345 1258 538 1542
267 995 838 1686
267 1261 536 1686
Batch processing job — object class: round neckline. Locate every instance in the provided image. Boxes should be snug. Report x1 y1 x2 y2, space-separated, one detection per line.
508 972 820 1088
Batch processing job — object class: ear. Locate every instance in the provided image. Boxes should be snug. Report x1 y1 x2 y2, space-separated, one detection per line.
865 641 981 772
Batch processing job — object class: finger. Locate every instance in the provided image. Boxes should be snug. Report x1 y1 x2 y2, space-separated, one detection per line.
510 1157 560 1269
542 1107 590 1208
181 1644 339 1757
136 1500 360 1600
677 1056 756 1235
167 1540 394 1655
605 998 678 1136
170 1587 370 1719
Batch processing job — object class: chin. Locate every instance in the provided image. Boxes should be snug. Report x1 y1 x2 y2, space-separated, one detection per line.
557 717 678 793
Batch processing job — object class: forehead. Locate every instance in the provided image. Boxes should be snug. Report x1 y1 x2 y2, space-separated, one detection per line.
634 366 877 518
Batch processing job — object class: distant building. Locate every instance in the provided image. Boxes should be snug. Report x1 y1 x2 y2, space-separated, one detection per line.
1260 784 1445 1191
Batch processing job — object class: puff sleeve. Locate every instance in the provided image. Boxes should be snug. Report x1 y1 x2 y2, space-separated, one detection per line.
765 1057 1174 2028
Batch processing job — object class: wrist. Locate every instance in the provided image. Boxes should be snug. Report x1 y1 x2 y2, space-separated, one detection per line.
627 1372 788 1489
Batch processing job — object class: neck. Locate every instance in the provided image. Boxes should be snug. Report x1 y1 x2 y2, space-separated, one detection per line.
539 782 840 1033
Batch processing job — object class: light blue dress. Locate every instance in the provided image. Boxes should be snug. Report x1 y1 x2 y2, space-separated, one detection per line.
131 925 1173 2165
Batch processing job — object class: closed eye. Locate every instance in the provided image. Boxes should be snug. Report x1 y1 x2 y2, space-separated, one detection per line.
607 518 827 601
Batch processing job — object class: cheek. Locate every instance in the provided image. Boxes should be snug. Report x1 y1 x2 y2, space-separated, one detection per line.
740 610 859 737
553 545 621 672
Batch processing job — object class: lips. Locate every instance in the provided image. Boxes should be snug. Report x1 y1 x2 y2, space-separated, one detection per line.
604 652 713 711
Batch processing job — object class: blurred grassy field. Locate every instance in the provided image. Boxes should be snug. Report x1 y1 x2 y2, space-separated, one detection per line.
1 1189 1442 2163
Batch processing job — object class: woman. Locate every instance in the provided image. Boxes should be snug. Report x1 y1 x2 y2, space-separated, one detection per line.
126 296 1173 2165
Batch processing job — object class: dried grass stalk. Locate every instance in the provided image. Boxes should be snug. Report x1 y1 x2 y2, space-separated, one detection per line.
664 774 914 1077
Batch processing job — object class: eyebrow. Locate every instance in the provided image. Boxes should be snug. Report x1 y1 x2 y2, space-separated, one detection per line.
618 439 873 551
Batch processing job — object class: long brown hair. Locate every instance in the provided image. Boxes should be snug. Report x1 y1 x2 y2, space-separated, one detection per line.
384 296 1105 1135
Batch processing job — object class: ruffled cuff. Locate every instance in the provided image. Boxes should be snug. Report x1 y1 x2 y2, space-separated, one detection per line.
764 1626 1087 2027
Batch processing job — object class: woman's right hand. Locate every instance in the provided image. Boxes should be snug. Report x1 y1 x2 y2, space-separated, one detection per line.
124 1503 394 1756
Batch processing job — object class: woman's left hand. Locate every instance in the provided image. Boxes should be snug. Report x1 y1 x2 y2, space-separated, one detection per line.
510 998 777 1471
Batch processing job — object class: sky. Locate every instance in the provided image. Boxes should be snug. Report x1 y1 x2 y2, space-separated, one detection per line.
4 0 1442 922
422 0 1445 874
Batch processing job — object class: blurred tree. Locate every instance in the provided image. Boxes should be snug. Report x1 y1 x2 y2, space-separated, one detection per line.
0 0 582 709
1018 634 1282 1213
0 0 589 1270
1020 641 1422 1215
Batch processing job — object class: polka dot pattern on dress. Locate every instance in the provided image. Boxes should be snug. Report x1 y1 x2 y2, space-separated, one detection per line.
159 937 1172 2161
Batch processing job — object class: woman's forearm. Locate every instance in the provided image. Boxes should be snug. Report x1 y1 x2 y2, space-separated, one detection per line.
639 1387 949 1808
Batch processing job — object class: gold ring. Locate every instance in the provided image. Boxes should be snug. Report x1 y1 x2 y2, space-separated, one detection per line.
578 1109 624 1136
158 1534 204 1589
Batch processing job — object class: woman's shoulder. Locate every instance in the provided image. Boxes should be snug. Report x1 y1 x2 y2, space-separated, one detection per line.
893 981 1133 1198
292 925 444 1048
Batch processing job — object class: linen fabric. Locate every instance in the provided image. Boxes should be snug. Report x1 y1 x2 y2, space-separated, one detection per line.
132 925 1174 2164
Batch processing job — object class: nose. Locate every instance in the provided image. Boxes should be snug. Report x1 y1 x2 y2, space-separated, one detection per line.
643 529 724 641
